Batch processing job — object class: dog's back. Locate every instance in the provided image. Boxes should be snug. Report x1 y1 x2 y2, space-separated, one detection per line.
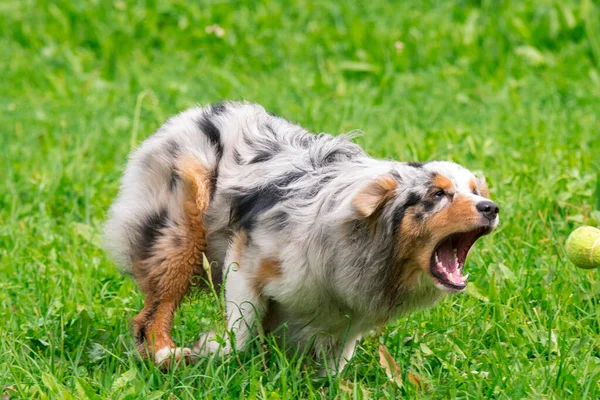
104 101 365 275
104 102 276 272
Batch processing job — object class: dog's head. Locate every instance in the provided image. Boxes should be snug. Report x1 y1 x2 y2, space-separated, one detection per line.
353 161 499 293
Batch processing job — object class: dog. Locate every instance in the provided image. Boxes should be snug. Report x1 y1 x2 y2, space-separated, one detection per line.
104 101 499 372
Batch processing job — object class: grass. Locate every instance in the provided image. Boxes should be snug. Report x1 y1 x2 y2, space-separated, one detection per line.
1 0 600 398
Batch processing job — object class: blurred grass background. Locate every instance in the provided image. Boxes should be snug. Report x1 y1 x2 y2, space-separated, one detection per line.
1 0 600 398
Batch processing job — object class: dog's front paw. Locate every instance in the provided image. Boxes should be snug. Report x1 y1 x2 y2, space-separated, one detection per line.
193 330 230 356
154 347 195 368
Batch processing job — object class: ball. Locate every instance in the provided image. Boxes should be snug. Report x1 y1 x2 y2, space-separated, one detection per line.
566 226 600 269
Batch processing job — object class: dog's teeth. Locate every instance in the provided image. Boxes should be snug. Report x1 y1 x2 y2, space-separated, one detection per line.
463 273 469 281
435 253 439 263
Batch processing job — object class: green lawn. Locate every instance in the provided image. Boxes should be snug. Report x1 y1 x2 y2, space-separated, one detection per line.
2 0 600 398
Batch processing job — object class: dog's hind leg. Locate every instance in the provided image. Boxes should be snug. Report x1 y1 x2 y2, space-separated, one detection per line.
132 158 212 367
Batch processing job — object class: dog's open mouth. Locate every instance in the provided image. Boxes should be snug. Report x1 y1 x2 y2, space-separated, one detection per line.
429 227 492 291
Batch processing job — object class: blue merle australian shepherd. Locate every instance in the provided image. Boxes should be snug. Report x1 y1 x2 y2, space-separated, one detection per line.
104 101 499 372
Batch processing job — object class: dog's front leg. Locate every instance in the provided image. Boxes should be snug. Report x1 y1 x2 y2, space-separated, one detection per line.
316 333 361 376
225 266 267 351
195 232 268 355
194 267 267 355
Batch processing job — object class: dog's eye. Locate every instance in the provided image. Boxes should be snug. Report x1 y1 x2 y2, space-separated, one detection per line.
473 189 479 195
434 190 445 198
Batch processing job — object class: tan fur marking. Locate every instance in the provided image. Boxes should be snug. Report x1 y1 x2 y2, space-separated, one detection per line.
433 174 453 191
353 175 398 217
132 157 212 367
177 155 212 213
387 210 430 305
469 179 477 192
232 230 248 266
396 211 423 256
478 177 490 198
254 258 282 294
426 196 478 235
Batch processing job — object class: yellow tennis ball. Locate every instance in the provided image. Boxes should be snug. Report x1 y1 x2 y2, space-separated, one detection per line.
566 226 600 269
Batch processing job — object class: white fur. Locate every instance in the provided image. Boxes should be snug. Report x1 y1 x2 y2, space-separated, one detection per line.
104 101 499 373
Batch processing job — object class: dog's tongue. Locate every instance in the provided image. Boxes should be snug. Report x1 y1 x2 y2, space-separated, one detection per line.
434 239 467 286
437 240 458 273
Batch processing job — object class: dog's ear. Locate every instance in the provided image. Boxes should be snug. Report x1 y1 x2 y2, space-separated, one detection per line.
477 176 490 198
353 175 398 218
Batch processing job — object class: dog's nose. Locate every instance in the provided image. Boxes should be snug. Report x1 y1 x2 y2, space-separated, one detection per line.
476 200 499 220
